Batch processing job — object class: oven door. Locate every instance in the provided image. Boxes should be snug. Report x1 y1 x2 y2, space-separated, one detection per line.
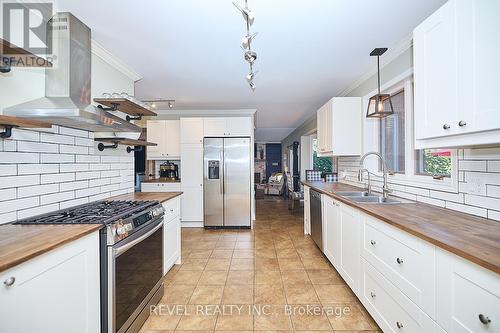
108 217 164 333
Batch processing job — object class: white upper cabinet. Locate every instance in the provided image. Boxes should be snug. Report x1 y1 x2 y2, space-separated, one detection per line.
414 0 500 148
180 118 204 143
316 97 362 156
147 120 180 159
203 117 253 137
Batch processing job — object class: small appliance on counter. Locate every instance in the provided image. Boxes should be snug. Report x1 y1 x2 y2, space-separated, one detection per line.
159 161 179 181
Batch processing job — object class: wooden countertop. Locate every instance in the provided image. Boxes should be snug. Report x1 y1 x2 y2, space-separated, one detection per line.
108 191 182 203
0 224 102 273
303 181 500 274
142 178 181 183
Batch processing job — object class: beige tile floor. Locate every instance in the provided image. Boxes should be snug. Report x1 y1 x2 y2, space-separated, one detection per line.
139 197 381 333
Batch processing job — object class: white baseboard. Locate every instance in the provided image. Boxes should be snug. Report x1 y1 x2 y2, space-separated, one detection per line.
181 221 204 228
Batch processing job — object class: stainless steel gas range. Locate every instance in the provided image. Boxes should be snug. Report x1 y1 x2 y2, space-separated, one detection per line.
14 200 166 333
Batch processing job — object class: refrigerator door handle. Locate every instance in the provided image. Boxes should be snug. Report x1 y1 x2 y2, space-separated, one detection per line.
220 150 224 194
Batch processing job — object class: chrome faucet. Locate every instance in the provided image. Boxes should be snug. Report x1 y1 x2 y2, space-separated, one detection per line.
358 152 393 199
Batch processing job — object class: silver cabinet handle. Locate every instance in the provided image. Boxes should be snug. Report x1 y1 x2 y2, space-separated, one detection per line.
396 257 404 264
443 124 450 130
479 314 491 325
370 240 376 245
3 277 15 286
459 120 467 127
396 322 404 329
370 291 376 298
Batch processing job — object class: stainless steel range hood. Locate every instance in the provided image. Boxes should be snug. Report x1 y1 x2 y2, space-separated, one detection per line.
4 12 141 133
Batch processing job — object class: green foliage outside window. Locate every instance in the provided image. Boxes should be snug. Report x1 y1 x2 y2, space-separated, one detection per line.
421 150 452 176
312 138 333 173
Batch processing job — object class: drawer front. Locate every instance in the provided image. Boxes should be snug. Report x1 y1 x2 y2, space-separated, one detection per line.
361 259 437 333
436 249 500 333
141 183 181 192
163 197 180 222
362 215 435 317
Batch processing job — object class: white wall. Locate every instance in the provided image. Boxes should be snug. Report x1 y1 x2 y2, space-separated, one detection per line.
0 46 139 223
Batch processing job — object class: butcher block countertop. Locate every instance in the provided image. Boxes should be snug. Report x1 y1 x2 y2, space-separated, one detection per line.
0 192 182 273
303 181 500 274
0 224 102 273
108 191 182 202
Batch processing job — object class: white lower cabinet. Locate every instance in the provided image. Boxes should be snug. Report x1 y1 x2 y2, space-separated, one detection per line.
163 198 181 274
361 259 438 333
0 232 100 333
436 248 500 333
322 195 340 265
337 203 361 295
141 182 182 192
361 214 436 316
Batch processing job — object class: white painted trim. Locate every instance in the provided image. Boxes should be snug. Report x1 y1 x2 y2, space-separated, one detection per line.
338 33 414 97
362 74 459 193
91 40 142 82
154 109 257 116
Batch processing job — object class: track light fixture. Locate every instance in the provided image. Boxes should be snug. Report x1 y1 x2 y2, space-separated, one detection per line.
142 99 175 110
233 0 258 91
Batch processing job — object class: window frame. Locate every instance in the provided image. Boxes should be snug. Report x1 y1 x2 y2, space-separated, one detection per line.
362 70 459 193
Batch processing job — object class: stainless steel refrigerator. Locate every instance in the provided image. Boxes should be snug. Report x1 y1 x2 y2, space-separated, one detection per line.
204 137 251 227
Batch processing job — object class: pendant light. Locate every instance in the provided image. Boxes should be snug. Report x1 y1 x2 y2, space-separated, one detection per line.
366 48 394 118
234 0 258 91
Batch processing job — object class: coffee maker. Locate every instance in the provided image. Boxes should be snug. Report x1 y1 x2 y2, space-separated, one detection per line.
159 161 179 181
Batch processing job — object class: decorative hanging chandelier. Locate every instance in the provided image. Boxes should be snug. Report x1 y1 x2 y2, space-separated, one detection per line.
366 48 394 118
233 0 258 91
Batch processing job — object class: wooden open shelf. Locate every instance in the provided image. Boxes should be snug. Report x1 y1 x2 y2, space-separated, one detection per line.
94 137 157 146
1 38 52 69
0 115 52 138
93 98 157 117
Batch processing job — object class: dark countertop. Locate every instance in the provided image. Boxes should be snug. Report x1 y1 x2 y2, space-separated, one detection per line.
142 178 181 183
303 181 500 275
0 224 102 273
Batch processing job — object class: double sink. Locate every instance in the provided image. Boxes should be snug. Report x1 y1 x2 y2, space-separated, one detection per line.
334 191 403 204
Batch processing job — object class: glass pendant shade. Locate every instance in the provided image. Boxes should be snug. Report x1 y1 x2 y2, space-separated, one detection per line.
366 93 394 118
366 47 394 119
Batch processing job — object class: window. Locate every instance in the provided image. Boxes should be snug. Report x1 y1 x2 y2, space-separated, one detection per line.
312 138 332 173
415 149 452 177
379 90 405 173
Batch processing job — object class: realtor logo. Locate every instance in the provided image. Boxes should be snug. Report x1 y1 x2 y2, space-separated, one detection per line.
2 2 53 54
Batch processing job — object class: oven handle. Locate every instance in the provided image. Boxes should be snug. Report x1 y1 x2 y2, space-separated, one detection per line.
113 218 163 257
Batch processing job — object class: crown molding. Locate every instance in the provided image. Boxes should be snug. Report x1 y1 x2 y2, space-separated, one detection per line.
337 33 414 97
154 109 257 117
91 40 142 82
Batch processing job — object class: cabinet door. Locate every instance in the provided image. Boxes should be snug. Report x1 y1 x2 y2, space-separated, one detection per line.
436 249 500 333
317 106 326 154
180 118 204 143
324 101 333 153
203 118 226 137
0 232 100 333
457 0 500 134
226 117 253 136
164 120 180 157
181 186 203 222
338 204 361 294
147 120 166 157
163 215 181 274
323 197 340 266
181 144 203 187
413 1 458 140
304 186 310 235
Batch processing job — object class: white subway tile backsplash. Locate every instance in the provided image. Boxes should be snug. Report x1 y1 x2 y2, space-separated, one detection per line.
18 141 59 154
18 164 59 175
417 195 445 208
60 180 88 192
445 201 487 218
41 172 75 184
0 152 39 164
18 184 59 198
101 170 120 178
90 163 110 171
75 187 101 198
101 156 122 163
40 133 75 145
89 178 111 187
60 197 89 209
40 153 74 164
464 147 500 160
60 164 89 173
458 160 487 172
465 194 500 211
0 188 16 201
40 191 75 205
8 129 40 142
0 175 39 189
488 210 500 222
76 155 100 163
90 192 111 201
0 165 17 176
75 137 94 147
486 185 500 198
429 190 464 203
17 203 60 220
3 140 17 151
488 161 500 173
59 127 88 138
75 171 100 180
60 144 88 155
101 184 120 193
0 196 39 214
0 211 17 224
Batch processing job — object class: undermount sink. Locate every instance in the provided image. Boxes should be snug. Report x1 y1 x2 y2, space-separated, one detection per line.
346 196 402 204
335 191 375 197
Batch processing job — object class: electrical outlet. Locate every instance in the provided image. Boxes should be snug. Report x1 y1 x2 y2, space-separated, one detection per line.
466 173 486 195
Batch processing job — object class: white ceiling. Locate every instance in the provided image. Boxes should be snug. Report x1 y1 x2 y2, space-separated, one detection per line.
58 0 445 141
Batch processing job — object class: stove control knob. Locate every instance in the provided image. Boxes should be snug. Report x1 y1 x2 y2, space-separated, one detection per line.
116 226 126 236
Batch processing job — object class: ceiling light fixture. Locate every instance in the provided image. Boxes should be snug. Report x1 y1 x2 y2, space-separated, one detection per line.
233 0 258 91
366 48 394 118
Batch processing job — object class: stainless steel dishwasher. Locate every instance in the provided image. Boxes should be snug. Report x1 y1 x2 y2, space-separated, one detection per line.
310 189 323 250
